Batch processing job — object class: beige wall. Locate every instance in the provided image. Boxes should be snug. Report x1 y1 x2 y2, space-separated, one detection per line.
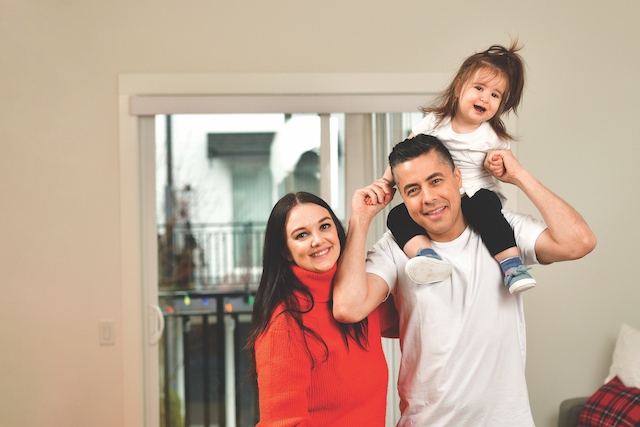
1 1 639 426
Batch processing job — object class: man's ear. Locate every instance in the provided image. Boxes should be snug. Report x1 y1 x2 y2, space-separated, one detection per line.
454 166 463 189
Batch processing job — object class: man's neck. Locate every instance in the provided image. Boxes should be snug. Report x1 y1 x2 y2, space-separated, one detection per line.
427 219 467 244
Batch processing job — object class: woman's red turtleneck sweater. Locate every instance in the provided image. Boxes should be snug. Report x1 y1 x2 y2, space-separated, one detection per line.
255 263 388 426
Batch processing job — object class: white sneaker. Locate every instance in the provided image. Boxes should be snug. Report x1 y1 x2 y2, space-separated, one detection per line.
405 255 452 284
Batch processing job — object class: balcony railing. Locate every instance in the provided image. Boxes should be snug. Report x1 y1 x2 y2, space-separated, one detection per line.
159 293 257 427
158 221 266 292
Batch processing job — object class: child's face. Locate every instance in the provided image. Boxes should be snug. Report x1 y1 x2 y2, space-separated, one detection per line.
453 68 507 132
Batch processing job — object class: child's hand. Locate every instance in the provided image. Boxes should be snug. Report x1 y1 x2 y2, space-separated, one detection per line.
484 150 524 184
484 152 506 178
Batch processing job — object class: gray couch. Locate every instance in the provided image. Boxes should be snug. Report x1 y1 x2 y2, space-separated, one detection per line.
558 397 589 427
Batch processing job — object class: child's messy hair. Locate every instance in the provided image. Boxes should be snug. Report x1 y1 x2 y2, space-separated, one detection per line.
424 39 526 141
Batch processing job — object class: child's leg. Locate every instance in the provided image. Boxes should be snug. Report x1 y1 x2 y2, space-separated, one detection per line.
403 235 433 261
494 247 520 263
386 203 429 256
387 203 451 284
461 190 537 294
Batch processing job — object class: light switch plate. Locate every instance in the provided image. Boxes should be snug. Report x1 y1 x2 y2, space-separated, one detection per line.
99 319 116 345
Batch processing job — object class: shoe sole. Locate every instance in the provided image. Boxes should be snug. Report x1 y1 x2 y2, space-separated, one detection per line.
509 278 537 294
405 257 452 284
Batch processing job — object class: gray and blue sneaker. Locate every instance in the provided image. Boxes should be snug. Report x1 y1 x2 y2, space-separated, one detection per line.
405 248 452 285
504 265 537 294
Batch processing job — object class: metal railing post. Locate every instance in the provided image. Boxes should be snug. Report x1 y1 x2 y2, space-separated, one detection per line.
224 315 237 427
202 314 210 427
216 297 226 426
182 316 191 426
163 317 170 427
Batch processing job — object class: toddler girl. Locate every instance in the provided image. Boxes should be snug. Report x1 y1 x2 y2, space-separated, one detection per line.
384 40 536 294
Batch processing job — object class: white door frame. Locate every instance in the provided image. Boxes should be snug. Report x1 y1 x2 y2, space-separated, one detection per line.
117 72 449 427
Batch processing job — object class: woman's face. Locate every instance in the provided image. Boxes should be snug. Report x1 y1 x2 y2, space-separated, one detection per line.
283 203 341 273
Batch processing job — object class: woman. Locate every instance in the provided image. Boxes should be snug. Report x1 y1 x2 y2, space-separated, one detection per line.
246 192 389 426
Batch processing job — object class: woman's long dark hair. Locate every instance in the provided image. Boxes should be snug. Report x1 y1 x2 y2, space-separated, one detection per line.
246 192 369 378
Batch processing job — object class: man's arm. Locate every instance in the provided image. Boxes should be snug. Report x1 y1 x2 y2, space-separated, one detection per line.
485 150 597 264
333 180 394 323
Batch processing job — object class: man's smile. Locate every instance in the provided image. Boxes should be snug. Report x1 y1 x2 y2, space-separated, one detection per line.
423 206 446 219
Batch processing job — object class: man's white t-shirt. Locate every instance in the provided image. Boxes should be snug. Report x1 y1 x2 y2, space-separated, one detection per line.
366 210 546 427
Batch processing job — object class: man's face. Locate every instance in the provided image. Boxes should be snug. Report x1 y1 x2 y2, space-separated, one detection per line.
395 150 465 242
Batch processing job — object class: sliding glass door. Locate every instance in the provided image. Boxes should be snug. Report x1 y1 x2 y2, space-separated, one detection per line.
121 75 440 426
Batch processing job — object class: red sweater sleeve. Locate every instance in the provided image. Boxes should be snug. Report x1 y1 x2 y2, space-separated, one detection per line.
255 312 313 426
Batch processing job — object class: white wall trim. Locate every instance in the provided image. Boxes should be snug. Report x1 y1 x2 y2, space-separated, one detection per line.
129 94 435 115
118 93 144 427
118 72 450 96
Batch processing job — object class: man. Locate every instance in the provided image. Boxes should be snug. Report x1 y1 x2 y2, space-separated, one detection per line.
333 134 596 426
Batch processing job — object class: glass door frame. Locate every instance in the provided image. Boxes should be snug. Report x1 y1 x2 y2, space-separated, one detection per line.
118 72 449 427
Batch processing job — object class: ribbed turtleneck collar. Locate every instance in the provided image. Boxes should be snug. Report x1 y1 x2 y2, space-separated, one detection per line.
291 263 337 303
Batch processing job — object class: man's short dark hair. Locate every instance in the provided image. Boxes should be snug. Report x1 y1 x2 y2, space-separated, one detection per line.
389 134 455 182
